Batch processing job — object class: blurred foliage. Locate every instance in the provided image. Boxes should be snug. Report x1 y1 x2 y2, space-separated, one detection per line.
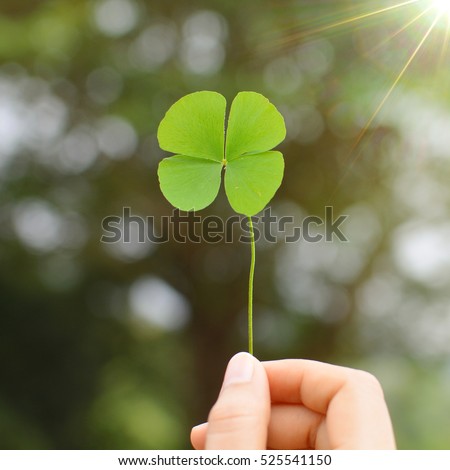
1 0 450 449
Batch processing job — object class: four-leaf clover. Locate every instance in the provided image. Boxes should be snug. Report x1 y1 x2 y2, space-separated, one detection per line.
157 91 286 216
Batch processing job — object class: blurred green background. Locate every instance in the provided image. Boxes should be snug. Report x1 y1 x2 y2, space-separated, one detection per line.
1 0 450 449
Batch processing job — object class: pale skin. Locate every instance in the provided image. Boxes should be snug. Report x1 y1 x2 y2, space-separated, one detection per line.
191 353 396 450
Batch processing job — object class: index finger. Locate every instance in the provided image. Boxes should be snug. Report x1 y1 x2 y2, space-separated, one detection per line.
263 359 396 449
263 359 363 413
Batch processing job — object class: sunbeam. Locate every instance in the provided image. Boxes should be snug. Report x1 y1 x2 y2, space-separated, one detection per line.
363 5 434 57
264 0 450 199
276 0 421 48
436 16 450 72
329 12 443 201
266 0 450 198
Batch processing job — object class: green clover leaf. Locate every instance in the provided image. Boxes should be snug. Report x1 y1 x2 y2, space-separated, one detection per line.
156 91 286 355
157 91 286 216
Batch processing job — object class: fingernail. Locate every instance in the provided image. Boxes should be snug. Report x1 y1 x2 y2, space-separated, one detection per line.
223 352 254 388
192 423 207 432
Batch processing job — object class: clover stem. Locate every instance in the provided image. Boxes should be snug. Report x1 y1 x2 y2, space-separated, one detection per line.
248 216 255 356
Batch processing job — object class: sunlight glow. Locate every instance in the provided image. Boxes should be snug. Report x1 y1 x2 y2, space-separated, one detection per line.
433 0 450 16
266 0 450 197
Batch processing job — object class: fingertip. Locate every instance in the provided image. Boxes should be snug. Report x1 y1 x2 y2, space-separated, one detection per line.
190 422 207 450
205 352 270 449
222 352 256 388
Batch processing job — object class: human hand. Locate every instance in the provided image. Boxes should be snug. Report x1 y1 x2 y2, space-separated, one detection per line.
191 353 396 450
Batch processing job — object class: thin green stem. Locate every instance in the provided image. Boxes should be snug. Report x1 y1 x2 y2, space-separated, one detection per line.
248 216 256 355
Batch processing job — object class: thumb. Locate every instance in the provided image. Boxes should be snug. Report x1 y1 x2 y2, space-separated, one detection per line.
205 352 270 450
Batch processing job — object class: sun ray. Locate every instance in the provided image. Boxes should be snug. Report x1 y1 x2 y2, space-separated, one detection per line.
258 2 376 55
268 2 380 39
437 13 450 68
363 5 434 58
276 0 421 48
329 11 443 202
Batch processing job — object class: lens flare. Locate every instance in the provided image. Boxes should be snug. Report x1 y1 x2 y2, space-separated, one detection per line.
264 0 450 197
